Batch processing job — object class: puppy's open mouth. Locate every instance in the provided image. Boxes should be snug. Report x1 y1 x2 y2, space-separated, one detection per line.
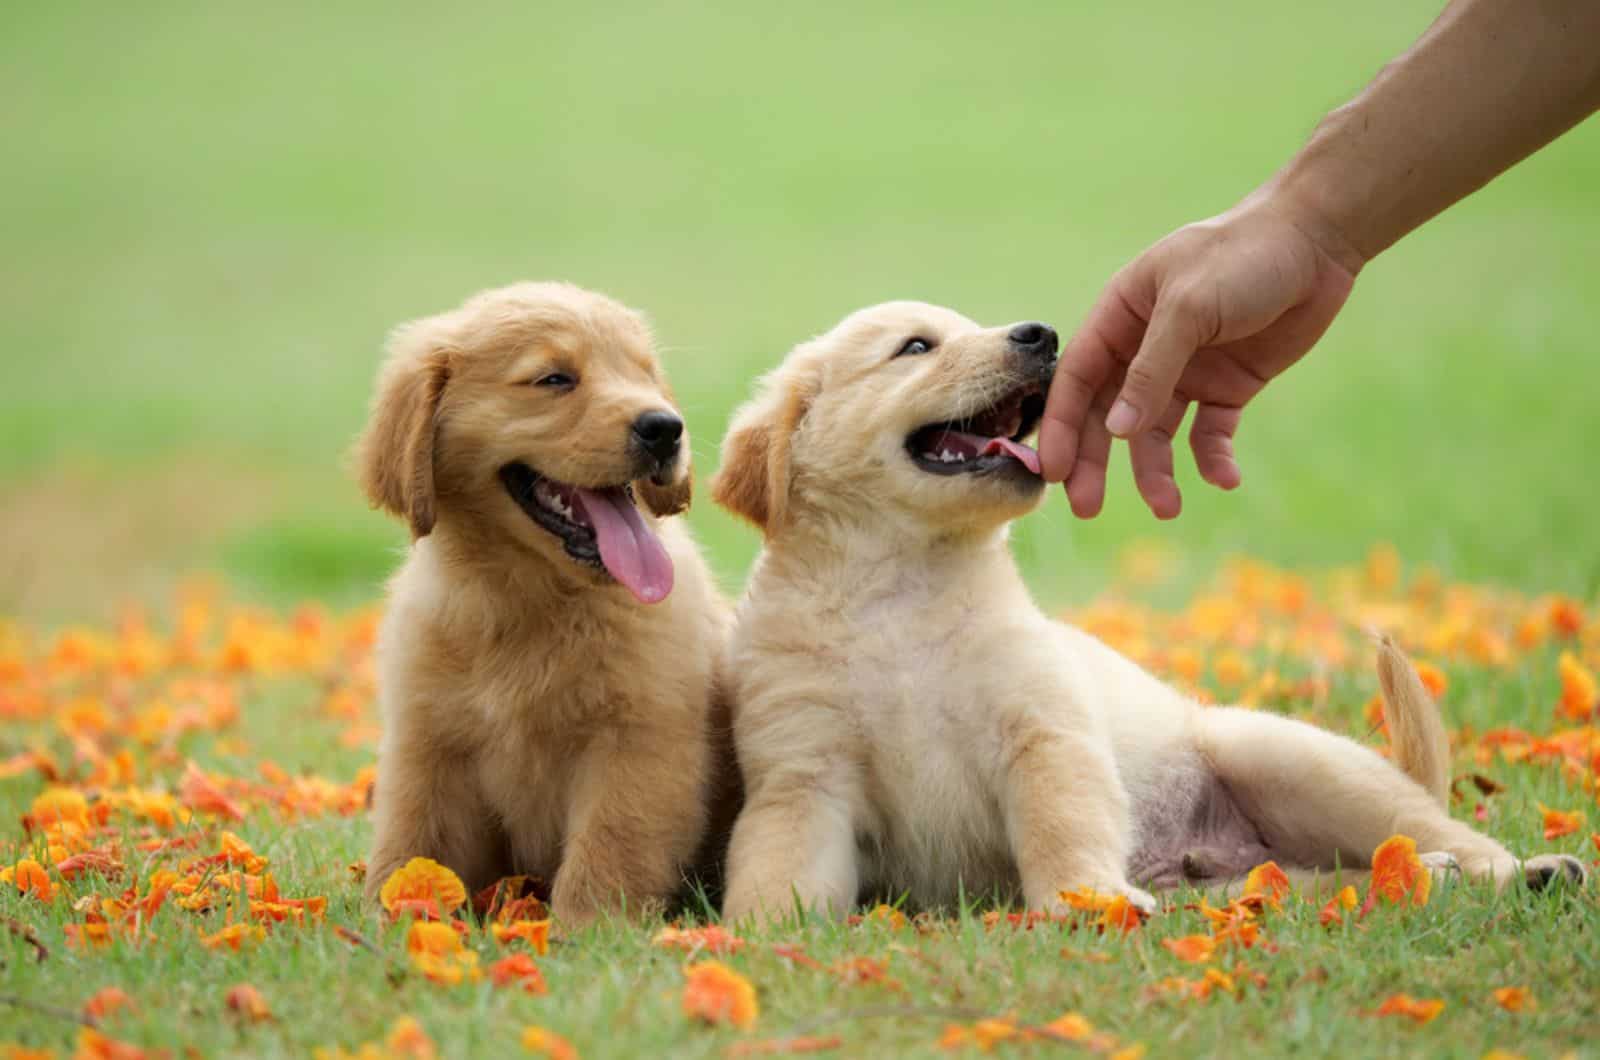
499 463 674 605
906 382 1046 477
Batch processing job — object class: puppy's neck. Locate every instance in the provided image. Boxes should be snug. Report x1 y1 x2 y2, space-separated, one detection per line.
420 517 635 628
764 504 1024 595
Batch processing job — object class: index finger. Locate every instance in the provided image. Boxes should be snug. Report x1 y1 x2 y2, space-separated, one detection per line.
1038 284 1147 483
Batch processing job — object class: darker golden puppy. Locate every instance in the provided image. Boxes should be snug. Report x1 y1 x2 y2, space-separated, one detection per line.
356 282 731 928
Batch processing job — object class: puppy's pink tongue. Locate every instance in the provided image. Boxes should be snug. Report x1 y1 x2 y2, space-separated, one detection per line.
572 488 674 604
982 437 1042 475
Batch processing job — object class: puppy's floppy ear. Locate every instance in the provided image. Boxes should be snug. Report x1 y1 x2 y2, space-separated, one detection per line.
355 320 453 538
637 435 694 518
711 363 817 534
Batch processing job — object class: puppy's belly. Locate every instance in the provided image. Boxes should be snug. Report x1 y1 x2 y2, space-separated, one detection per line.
857 747 1016 908
1126 757 1272 889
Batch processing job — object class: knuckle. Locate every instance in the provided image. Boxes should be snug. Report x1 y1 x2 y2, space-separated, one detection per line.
1123 359 1170 393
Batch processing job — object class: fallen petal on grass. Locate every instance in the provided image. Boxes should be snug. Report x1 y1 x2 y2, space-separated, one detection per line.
521 1026 578 1060
1371 994 1445 1024
725 1036 843 1057
653 924 745 955
82 987 134 1024
1537 803 1585 841
1161 935 1217 964
1361 835 1431 915
1489 986 1534 1013
683 961 759 1030
224 983 273 1022
380 858 467 920
489 952 549 995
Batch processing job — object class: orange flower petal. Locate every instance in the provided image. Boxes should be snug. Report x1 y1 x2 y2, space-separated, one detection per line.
82 987 135 1023
1241 861 1291 906
1372 993 1445 1024
1538 803 1585 841
1557 652 1597 720
200 923 265 951
1490 986 1535 1013
830 956 902 991
489 953 548 995
406 919 464 957
224 984 273 1022
1413 661 1448 700
386 1016 438 1058
12 859 55 901
1362 835 1432 914
492 919 552 955
682 961 758 1030
380 858 467 919
75 1027 148 1060
179 761 246 821
521 1026 578 1060
652 924 744 955
29 787 90 829
727 1036 843 1056
1548 596 1585 637
1161 935 1216 964
1318 885 1359 927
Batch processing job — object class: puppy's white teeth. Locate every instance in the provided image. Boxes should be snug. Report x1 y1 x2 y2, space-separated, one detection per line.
533 483 575 521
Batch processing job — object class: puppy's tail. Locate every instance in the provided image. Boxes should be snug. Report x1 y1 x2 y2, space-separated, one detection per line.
1373 633 1451 808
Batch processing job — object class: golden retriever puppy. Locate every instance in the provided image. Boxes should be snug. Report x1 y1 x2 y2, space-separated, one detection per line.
356 282 731 928
711 301 1585 921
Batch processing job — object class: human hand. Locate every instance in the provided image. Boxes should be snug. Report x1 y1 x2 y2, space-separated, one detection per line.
1038 193 1361 518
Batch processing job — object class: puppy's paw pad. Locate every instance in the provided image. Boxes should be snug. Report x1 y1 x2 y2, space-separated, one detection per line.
1418 851 1462 881
1523 854 1588 891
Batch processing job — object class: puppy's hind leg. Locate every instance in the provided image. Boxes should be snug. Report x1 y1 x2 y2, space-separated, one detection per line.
721 769 860 924
1376 637 1587 892
1193 706 1524 888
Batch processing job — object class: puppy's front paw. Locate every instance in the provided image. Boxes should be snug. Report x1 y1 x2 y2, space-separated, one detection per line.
1522 854 1588 892
1418 851 1462 884
1043 882 1159 918
1121 885 1159 915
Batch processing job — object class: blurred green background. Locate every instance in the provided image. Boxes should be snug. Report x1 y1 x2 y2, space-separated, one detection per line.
3 1 1596 619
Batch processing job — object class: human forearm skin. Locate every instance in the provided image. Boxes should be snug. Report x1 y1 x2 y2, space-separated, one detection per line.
1266 0 1600 272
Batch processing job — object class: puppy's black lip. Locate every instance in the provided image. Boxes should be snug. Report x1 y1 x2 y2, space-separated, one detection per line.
499 462 637 570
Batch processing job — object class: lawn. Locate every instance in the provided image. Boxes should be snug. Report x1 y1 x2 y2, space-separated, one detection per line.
2 0 1598 1056
1 560 1596 1058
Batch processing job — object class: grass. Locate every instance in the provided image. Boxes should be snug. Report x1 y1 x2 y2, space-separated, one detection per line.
1 562 1596 1058
2 0 1598 1056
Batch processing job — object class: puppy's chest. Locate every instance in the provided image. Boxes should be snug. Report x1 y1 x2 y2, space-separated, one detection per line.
836 622 1013 902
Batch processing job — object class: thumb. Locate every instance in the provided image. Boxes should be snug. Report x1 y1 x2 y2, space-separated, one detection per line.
1106 291 1205 438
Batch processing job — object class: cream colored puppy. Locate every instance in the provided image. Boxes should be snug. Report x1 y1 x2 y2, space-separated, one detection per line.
356 282 733 928
711 301 1584 921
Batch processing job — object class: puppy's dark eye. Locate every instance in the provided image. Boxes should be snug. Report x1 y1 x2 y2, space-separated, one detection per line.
533 372 576 389
894 337 935 358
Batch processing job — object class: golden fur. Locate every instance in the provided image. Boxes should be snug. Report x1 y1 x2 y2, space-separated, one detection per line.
712 301 1586 921
356 282 732 927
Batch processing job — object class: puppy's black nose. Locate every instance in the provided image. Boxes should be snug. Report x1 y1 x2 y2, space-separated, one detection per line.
1008 322 1059 362
632 410 684 465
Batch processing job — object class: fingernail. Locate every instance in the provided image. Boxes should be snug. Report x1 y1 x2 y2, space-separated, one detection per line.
1106 400 1139 437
